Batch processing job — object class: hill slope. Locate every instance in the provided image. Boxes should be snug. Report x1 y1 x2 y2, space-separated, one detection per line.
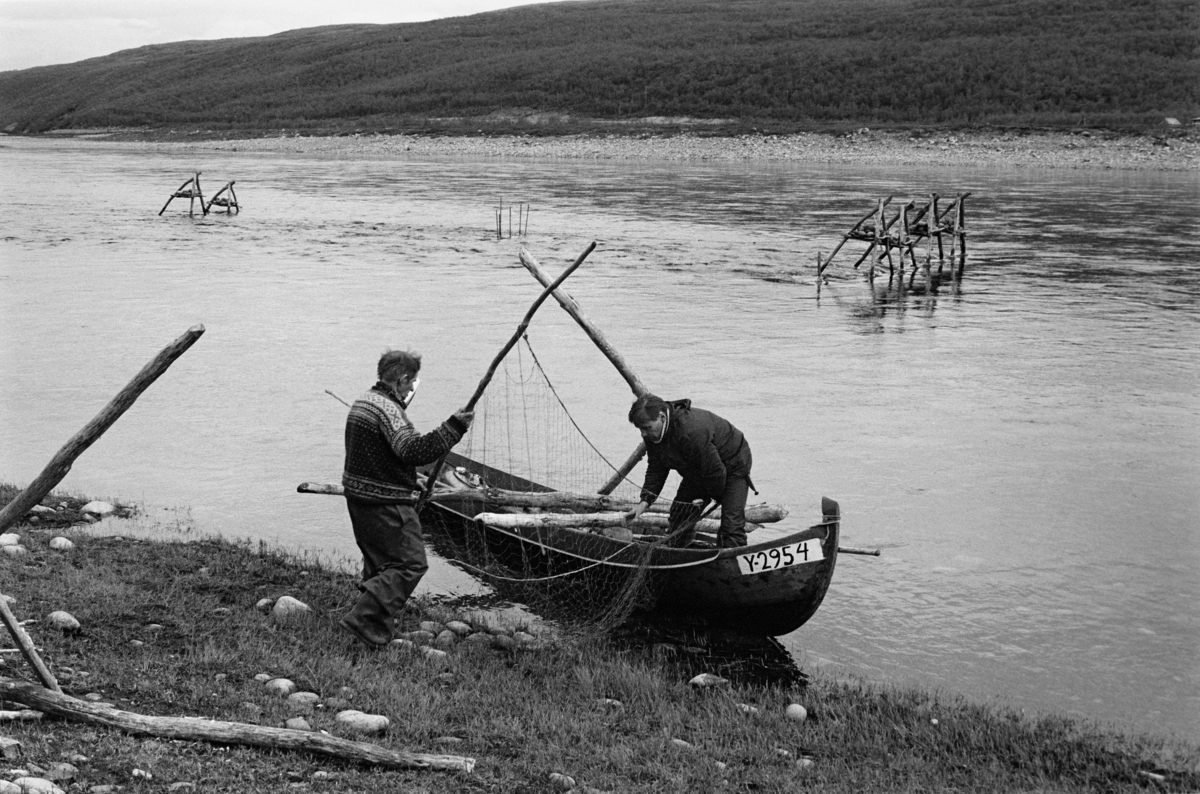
1 0 1196 135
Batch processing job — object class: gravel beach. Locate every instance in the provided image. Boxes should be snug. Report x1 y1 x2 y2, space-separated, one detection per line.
151 128 1200 171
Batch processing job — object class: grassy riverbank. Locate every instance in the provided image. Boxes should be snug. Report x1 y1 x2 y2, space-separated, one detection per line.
2 487 1198 793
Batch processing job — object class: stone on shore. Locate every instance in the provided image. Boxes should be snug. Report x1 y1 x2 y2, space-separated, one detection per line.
0 533 21 546
2 545 27 557
46 611 81 632
264 678 297 697
434 630 457 648
0 736 21 759
548 772 576 791
255 597 275 613
420 647 449 664
80 501 115 517
785 703 808 722
285 717 312 731
48 537 75 551
9 779 65 794
444 620 473 636
688 673 730 689
28 505 55 515
287 692 320 713
271 596 310 619
334 710 389 735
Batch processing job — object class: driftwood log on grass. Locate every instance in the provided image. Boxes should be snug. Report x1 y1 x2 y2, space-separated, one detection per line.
0 324 205 533
0 678 475 773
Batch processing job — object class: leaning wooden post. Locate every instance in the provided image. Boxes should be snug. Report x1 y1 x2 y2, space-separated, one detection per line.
0 325 205 532
518 248 651 494
0 597 61 693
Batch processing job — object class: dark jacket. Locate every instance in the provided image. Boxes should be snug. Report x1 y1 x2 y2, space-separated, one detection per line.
342 383 467 503
639 399 750 506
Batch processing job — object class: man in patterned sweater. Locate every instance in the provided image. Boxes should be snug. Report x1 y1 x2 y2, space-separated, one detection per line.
340 349 473 646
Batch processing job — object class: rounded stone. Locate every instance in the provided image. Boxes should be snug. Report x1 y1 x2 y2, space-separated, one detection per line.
285 717 312 731
253 673 272 682
420 646 449 664
418 620 445 634
10 779 64 794
264 678 297 697
334 710 389 735
287 692 321 712
80 501 116 517
785 703 808 722
0 533 21 546
444 620 473 636
2 545 28 557
48 537 75 552
389 638 416 653
688 673 730 689
271 596 311 619
434 630 457 648
548 772 575 791
46 611 81 632
255 598 275 613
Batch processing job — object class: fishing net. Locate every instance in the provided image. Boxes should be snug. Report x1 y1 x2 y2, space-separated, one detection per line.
423 336 706 635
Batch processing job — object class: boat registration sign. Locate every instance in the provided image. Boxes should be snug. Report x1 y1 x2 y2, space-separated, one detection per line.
737 540 824 575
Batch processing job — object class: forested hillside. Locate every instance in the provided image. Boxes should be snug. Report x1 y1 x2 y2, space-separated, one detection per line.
0 0 1196 135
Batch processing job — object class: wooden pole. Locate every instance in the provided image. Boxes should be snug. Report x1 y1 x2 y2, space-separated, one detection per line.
0 325 205 532
0 678 475 773
518 249 648 398
956 193 967 278
297 481 788 522
0 597 61 693
418 244 596 509
838 546 881 556
158 174 198 216
597 443 647 496
818 196 893 273
518 248 651 495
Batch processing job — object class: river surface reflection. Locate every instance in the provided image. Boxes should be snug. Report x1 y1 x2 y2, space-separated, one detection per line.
1 138 1197 739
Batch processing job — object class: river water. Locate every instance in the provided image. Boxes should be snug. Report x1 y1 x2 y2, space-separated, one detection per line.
1 137 1197 741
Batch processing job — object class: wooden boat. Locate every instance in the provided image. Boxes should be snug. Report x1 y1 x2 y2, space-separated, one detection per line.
419 451 840 637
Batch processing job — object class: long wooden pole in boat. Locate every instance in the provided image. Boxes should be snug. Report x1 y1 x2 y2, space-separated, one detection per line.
518 249 651 494
0 325 205 533
417 243 596 510
0 677 474 772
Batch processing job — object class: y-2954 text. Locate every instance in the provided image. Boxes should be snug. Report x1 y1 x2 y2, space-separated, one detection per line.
736 540 824 575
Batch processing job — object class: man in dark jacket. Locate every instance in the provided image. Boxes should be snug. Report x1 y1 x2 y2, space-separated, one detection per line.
623 394 753 548
339 349 473 647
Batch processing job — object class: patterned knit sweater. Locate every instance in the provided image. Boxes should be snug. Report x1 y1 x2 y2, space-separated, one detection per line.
341 383 468 503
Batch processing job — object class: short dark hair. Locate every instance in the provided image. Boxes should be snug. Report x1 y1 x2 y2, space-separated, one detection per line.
378 349 421 384
628 393 668 425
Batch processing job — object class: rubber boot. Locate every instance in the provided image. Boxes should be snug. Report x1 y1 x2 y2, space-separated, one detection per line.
339 590 392 647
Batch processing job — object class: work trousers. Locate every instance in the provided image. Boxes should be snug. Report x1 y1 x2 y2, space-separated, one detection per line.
345 498 429 618
667 448 753 549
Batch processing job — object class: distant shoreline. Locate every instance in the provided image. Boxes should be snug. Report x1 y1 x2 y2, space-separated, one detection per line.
69 128 1200 171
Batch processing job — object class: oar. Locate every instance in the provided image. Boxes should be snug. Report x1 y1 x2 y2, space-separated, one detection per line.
416 242 597 510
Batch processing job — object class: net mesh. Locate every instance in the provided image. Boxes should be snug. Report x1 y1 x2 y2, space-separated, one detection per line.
423 336 705 635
